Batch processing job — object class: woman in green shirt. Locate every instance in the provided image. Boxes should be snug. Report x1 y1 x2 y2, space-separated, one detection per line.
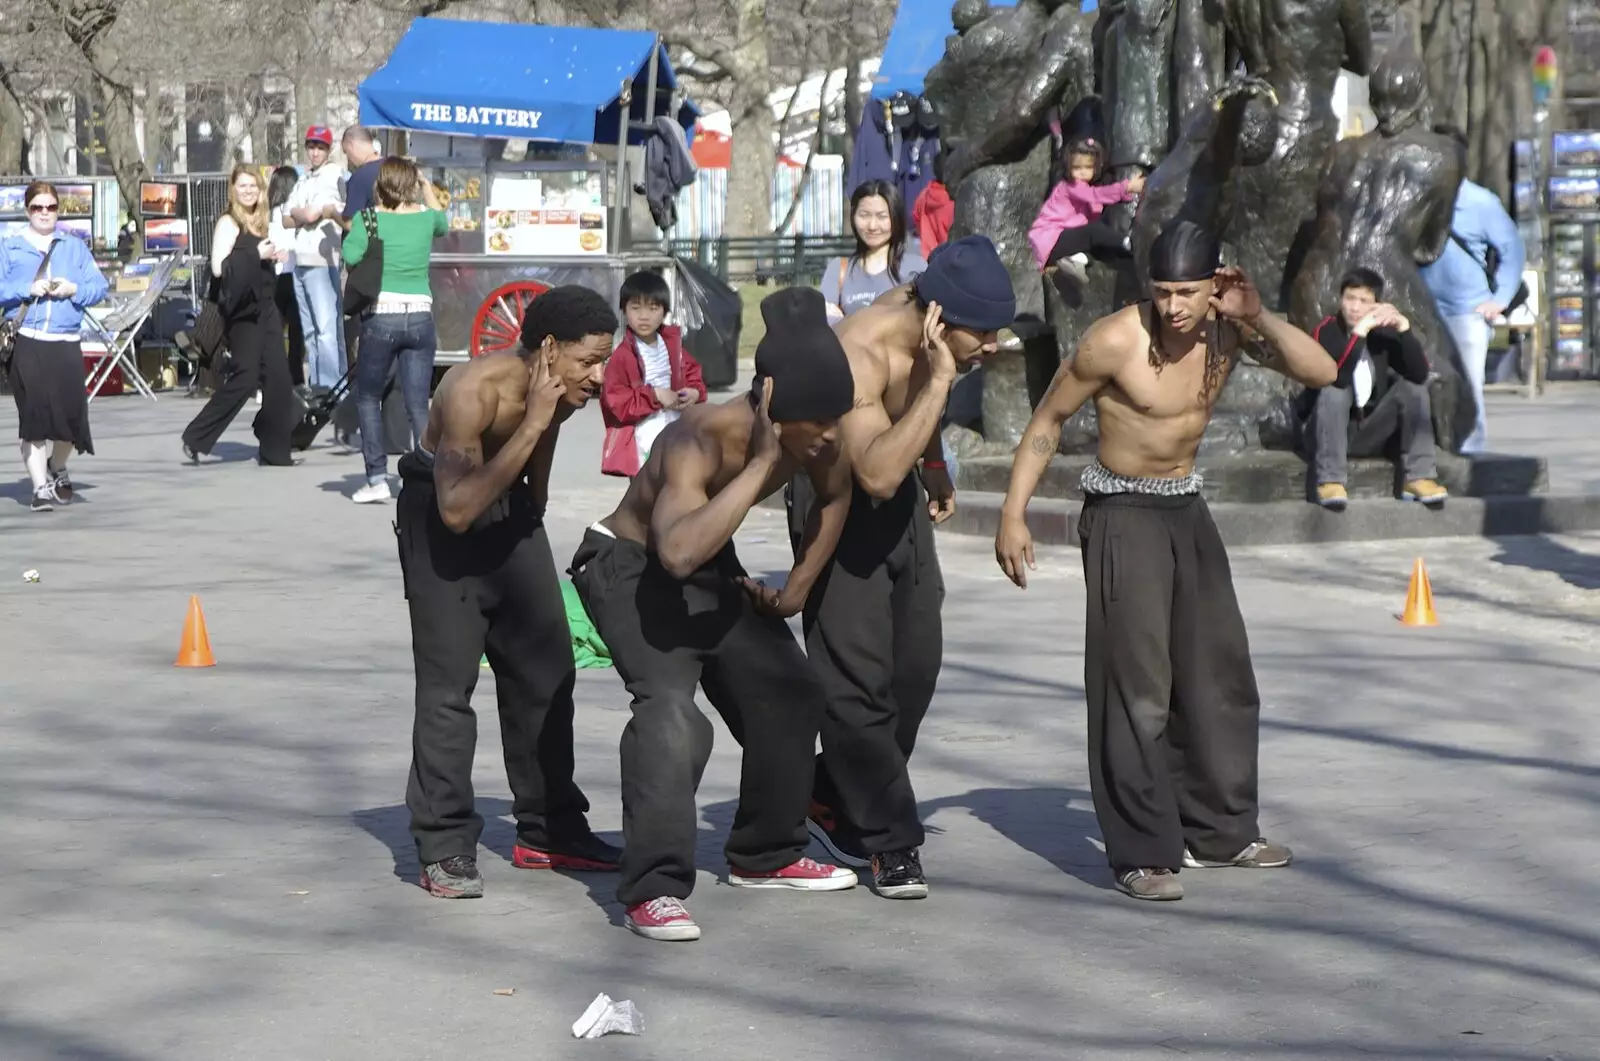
343 157 448 503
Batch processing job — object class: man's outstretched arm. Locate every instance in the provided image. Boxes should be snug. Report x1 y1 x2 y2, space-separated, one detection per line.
996 319 1123 588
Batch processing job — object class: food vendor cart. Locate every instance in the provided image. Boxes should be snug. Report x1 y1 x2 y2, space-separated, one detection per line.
357 18 700 364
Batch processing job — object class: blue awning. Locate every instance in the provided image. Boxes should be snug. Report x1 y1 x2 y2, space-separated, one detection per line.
358 19 696 145
873 0 1097 100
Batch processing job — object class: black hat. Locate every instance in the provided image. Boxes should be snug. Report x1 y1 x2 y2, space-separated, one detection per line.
754 288 855 423
912 235 1015 331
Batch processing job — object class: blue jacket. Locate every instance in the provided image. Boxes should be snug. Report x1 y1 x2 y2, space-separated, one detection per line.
0 233 109 337
1420 179 1525 318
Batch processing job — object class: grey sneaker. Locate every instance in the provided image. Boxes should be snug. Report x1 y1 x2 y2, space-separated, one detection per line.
1115 867 1185 901
49 467 72 503
419 855 484 898
31 483 59 512
1056 255 1090 286
1183 839 1294 869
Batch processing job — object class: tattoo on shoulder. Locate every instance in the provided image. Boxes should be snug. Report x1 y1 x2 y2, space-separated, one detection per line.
1027 432 1057 457
852 396 874 409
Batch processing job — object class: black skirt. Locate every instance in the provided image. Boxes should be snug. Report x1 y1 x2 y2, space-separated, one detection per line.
9 333 93 454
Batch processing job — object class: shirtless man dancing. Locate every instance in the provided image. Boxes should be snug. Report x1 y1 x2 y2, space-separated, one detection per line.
801 235 1014 900
994 219 1337 901
570 288 859 942
396 285 622 898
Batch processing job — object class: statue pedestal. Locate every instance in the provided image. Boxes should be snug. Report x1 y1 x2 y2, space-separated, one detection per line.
953 449 1548 503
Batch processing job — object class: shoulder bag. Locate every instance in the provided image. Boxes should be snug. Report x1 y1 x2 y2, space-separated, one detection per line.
0 240 61 372
344 207 384 319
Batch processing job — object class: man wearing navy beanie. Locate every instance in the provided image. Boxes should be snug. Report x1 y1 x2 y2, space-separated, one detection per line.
570 287 861 943
796 232 1014 901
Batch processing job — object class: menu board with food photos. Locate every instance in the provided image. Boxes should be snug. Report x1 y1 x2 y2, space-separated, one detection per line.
484 169 607 257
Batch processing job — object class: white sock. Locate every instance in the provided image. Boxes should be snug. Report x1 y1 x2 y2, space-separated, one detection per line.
49 440 72 474
21 441 49 490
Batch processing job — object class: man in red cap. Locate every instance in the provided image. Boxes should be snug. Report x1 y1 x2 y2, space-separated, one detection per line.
280 124 348 391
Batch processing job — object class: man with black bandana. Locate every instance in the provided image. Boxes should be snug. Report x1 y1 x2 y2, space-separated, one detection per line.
570 288 860 943
994 220 1336 902
396 285 623 899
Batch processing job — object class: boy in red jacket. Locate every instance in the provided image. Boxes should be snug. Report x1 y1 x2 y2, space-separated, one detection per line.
601 271 707 476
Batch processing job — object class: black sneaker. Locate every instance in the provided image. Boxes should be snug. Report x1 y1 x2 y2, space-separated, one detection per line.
182 442 199 465
870 848 929 900
31 484 58 512
49 467 72 503
419 854 484 898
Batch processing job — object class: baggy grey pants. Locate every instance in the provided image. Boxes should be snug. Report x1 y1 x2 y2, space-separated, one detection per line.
1309 378 1438 485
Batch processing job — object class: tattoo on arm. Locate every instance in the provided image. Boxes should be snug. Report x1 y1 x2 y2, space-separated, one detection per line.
1028 433 1057 457
435 447 478 476
853 396 873 409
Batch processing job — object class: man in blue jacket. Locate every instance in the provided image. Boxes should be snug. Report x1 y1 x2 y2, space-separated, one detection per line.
1420 125 1524 456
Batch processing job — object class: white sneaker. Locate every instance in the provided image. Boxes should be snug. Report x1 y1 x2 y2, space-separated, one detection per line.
352 481 392 504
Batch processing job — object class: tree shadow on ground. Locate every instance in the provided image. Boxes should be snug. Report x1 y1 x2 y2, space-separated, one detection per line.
921 786 1109 891
1491 534 1600 591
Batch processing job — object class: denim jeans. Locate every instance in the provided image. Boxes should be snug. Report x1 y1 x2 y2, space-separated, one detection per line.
293 264 346 389
1443 313 1490 455
358 310 436 483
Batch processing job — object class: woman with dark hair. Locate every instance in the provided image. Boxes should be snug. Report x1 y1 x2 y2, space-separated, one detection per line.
180 165 296 467
267 165 307 389
820 179 928 323
0 180 109 510
341 155 446 503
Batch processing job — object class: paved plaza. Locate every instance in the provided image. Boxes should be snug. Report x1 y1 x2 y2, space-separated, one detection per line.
2 385 1597 1060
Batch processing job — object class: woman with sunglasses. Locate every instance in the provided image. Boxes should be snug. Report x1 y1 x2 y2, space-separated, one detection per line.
0 181 109 511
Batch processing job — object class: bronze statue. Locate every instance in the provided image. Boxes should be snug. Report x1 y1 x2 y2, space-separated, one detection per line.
924 0 1098 444
1098 0 1226 178
1131 75 1278 292
1287 50 1475 451
1223 0 1373 308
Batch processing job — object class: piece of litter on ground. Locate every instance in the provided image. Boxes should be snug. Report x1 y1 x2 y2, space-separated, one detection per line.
22 569 40 583
286 890 310 896
571 993 642 1039
493 988 515 997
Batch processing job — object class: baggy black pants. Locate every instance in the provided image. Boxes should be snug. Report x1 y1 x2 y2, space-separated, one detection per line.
801 475 944 854
1078 491 1262 872
394 452 592 865
570 529 823 907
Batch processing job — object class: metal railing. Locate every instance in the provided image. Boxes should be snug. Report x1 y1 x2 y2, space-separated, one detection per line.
667 234 855 285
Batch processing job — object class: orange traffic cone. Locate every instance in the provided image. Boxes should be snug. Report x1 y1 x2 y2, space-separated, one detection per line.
176 595 217 667
1399 558 1438 627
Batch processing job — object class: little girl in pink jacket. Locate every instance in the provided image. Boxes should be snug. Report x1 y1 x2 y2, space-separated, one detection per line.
1028 138 1144 286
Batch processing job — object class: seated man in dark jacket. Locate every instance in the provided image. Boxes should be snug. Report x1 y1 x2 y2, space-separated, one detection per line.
1304 268 1449 511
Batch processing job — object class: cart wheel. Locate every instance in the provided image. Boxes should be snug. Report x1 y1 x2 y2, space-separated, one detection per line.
470 280 551 357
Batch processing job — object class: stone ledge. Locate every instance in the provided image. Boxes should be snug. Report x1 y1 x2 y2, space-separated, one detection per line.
940 491 1600 548
953 450 1548 503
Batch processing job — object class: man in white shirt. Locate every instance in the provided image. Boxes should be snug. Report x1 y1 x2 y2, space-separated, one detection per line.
281 124 347 389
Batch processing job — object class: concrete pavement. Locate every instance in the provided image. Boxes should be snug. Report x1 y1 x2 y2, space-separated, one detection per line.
1 386 1597 1060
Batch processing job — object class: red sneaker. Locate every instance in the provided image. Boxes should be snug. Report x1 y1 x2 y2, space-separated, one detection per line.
729 856 858 891
624 897 701 941
512 836 621 872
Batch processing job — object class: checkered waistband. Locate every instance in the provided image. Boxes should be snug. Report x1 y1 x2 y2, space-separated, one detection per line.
1080 460 1203 497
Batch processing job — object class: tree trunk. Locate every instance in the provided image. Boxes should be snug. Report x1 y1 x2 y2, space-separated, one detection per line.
723 0 773 238
0 67 25 174
96 71 147 251
843 35 864 199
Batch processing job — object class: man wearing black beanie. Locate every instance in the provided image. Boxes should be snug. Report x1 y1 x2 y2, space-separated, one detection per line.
797 233 1014 902
569 287 860 943
995 219 1337 902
